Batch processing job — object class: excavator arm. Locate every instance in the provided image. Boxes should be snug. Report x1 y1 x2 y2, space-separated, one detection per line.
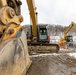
64 22 74 39
59 22 76 48
63 22 76 40
60 22 76 42
26 0 37 41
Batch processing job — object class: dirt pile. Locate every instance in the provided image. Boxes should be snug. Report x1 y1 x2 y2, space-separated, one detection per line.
26 54 76 75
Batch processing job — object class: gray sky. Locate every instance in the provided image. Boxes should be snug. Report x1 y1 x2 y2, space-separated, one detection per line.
21 0 76 26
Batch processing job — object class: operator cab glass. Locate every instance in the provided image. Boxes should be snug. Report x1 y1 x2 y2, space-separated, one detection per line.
39 28 47 40
66 35 73 42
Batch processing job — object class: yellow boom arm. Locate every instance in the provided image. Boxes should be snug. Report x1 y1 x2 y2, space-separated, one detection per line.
26 0 37 38
64 22 76 39
59 22 76 44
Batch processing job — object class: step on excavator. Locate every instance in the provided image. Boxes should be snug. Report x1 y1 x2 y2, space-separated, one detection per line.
0 0 59 75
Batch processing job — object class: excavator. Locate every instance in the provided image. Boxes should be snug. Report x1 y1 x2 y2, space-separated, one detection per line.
59 22 75 48
0 0 32 75
0 0 59 75
26 0 59 54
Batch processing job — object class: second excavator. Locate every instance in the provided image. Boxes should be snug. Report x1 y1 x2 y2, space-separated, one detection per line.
59 22 76 48
26 0 59 54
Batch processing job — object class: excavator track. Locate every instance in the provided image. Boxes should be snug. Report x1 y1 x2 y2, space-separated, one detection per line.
28 43 59 54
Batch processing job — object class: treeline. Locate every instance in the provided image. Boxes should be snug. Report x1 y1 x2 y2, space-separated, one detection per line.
23 24 76 36
47 24 76 36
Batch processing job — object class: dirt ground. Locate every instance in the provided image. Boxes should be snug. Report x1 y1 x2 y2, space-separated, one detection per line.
26 53 76 75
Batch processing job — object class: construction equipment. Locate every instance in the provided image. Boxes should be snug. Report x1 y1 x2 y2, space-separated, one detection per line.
26 25 50 43
26 24 59 54
59 22 76 48
26 0 59 54
0 0 59 74
0 0 32 75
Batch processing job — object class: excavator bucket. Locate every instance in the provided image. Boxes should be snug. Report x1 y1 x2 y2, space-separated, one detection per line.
0 31 32 75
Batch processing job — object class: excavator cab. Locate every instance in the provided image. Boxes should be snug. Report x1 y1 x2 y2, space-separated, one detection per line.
37 25 49 43
65 35 73 42
26 25 49 43
65 35 73 47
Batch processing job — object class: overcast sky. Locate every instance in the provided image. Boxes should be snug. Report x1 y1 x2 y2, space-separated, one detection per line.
21 0 76 26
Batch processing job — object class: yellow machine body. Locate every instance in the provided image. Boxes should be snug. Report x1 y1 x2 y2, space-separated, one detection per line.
0 0 32 75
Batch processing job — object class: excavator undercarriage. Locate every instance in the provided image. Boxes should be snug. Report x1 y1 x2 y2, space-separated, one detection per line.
28 43 59 54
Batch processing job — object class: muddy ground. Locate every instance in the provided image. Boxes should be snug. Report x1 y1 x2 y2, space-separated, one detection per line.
26 53 76 75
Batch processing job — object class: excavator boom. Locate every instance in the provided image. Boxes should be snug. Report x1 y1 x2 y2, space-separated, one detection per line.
63 22 76 41
64 22 74 39
26 0 37 38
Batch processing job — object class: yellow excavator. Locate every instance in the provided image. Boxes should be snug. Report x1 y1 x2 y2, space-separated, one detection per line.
0 0 32 75
26 0 59 54
0 0 59 75
59 22 75 48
